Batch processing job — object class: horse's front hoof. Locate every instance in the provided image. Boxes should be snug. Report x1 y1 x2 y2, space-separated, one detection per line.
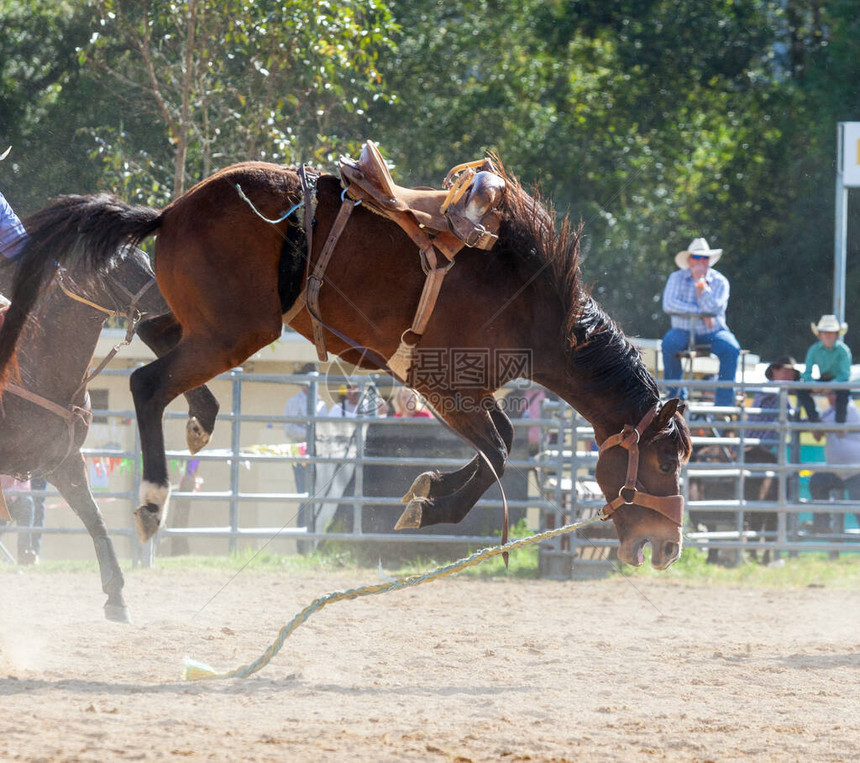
394 499 425 530
186 416 211 455
401 472 434 504
19 548 38 566
104 604 131 624
134 503 161 543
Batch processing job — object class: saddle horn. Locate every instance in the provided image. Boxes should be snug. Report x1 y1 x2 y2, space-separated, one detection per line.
463 171 506 224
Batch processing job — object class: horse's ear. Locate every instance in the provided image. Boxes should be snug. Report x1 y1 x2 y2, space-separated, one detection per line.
655 398 682 429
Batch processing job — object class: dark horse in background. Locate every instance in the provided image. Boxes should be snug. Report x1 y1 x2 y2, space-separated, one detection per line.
0 158 692 570
0 246 218 621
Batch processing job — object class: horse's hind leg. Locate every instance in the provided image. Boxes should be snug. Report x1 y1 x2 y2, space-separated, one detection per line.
397 402 514 530
48 454 129 623
131 328 278 542
137 313 220 454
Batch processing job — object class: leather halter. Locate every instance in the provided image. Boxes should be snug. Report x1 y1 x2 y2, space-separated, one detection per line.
57 267 155 319
597 403 684 527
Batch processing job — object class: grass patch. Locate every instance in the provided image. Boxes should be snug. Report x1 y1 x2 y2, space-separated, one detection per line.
379 518 540 579
152 548 356 575
0 558 102 575
618 545 860 588
4 531 858 588
0 522 541 580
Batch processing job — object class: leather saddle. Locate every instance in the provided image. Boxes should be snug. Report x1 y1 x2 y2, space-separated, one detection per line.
305 141 508 374
338 140 506 255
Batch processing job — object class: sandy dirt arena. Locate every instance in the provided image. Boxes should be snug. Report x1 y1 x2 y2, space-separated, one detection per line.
1 565 858 762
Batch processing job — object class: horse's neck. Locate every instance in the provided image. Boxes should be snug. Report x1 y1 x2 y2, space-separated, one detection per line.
21 296 107 403
537 313 657 443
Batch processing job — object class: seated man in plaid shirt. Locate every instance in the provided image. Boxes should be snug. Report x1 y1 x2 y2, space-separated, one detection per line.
661 237 741 408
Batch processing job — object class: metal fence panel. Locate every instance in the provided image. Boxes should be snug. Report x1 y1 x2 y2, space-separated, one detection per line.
1 371 856 575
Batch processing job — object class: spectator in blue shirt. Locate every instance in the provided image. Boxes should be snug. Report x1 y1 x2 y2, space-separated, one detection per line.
661 237 741 408
0 147 27 262
1 148 27 308
0 191 26 261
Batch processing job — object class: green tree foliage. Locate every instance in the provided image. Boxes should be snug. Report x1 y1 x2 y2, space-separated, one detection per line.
371 0 860 360
79 0 398 201
1 0 859 360
746 0 860 361
0 0 100 212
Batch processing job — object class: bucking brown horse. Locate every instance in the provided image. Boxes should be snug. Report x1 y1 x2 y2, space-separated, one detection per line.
0 150 691 569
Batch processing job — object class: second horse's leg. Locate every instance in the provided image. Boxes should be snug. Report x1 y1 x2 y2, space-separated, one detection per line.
49 455 129 623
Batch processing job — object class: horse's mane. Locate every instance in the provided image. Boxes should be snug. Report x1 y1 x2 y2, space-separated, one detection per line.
495 161 673 434
493 162 581 344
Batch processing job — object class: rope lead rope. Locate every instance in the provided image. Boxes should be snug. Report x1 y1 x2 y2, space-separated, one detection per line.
236 183 304 224
182 515 601 681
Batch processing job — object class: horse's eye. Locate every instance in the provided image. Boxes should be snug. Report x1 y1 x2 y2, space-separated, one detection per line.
659 460 676 475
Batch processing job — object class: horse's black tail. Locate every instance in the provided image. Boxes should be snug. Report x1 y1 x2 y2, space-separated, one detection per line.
0 193 163 385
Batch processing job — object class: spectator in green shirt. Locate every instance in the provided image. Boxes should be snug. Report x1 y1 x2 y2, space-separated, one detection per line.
797 315 853 424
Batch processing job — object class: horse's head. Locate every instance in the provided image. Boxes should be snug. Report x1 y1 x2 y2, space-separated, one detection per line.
594 399 692 569
61 245 167 319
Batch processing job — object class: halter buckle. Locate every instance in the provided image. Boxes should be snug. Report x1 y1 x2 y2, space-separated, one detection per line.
618 485 637 504
621 424 640 448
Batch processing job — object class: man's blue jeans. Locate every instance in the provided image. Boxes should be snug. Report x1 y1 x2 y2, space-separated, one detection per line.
661 327 741 407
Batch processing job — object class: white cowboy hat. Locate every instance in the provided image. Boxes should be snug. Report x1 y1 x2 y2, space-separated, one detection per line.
674 237 723 269
810 314 847 336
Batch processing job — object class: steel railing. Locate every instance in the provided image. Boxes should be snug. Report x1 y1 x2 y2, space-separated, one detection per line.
1 371 856 574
